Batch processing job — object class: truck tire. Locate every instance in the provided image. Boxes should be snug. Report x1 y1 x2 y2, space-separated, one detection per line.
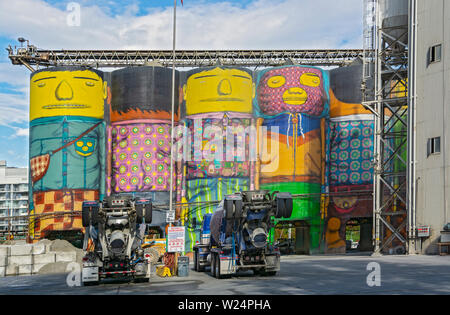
193 249 198 272
197 250 204 272
225 200 234 220
210 253 216 277
275 198 285 219
82 206 90 227
284 197 293 218
215 253 222 279
91 206 100 225
234 200 243 219
264 271 277 276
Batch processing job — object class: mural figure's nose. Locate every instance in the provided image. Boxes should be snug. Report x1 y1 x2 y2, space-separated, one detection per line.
55 80 74 101
217 79 232 95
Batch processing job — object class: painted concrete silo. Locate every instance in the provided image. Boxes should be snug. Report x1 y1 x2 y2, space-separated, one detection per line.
254 65 329 254
28 66 107 242
108 66 179 234
179 66 255 252
325 63 375 253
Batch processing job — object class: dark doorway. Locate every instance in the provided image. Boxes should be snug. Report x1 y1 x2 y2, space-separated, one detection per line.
345 218 373 252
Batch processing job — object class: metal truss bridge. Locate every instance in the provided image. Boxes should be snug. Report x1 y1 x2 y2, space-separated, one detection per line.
7 42 364 70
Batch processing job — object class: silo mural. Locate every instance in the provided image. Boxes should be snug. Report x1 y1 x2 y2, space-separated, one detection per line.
108 66 180 233
28 67 107 242
179 66 255 251
254 65 330 253
325 64 375 253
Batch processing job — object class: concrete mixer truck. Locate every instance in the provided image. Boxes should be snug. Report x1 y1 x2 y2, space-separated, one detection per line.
80 195 153 285
193 190 293 278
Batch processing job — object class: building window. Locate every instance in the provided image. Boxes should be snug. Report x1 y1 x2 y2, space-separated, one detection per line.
428 44 442 65
427 137 441 156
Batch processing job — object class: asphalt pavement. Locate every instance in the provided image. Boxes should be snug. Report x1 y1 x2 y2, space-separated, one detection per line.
0 254 449 295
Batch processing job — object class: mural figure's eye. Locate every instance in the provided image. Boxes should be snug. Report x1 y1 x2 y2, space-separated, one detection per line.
85 81 95 87
267 75 286 88
37 82 46 88
300 73 321 87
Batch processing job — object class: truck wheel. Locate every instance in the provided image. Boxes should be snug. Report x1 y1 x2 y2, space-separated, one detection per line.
82 206 90 227
261 270 276 276
215 253 222 279
225 200 234 220
193 249 198 272
275 198 285 219
284 197 293 218
210 253 216 277
197 251 204 272
91 206 100 225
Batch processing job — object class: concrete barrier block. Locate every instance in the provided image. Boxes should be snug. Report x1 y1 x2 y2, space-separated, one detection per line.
6 264 18 276
18 264 32 275
55 251 77 263
0 246 10 256
33 253 56 265
32 244 49 255
10 245 33 256
32 263 47 274
9 255 33 266
0 266 5 277
0 255 7 267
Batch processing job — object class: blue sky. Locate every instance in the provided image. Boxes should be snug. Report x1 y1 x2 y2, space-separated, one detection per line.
0 0 363 168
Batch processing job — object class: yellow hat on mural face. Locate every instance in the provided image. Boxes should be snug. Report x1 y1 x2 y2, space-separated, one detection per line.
183 67 253 115
30 69 107 121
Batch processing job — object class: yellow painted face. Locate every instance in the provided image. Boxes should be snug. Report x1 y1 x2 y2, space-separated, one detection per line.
184 67 253 115
30 69 106 120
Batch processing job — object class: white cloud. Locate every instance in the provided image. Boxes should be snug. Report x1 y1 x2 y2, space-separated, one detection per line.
12 127 29 138
0 0 362 127
0 0 362 51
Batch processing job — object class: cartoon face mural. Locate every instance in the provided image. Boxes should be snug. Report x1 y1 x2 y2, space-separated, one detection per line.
256 66 327 117
184 67 253 115
30 69 106 121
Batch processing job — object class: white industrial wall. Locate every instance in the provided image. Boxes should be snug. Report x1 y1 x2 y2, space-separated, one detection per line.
415 0 450 254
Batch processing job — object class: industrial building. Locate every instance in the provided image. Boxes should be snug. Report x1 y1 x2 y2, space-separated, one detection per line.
4 0 450 256
0 161 29 235
413 0 450 254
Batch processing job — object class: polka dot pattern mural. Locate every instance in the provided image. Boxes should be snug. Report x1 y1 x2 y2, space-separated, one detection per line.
111 122 174 193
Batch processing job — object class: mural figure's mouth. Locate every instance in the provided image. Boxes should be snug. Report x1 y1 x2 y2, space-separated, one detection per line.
200 97 245 102
42 104 91 109
282 88 308 105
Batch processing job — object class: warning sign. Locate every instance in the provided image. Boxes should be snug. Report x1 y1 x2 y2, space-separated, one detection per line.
167 226 185 253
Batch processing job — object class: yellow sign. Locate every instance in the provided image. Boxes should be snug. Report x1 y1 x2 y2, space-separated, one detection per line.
30 69 106 121
184 67 253 115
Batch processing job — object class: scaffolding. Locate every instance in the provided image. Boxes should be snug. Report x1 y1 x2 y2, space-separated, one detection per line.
362 0 416 255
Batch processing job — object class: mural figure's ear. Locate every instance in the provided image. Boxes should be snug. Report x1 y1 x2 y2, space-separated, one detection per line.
183 84 187 101
252 83 256 99
103 81 108 100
